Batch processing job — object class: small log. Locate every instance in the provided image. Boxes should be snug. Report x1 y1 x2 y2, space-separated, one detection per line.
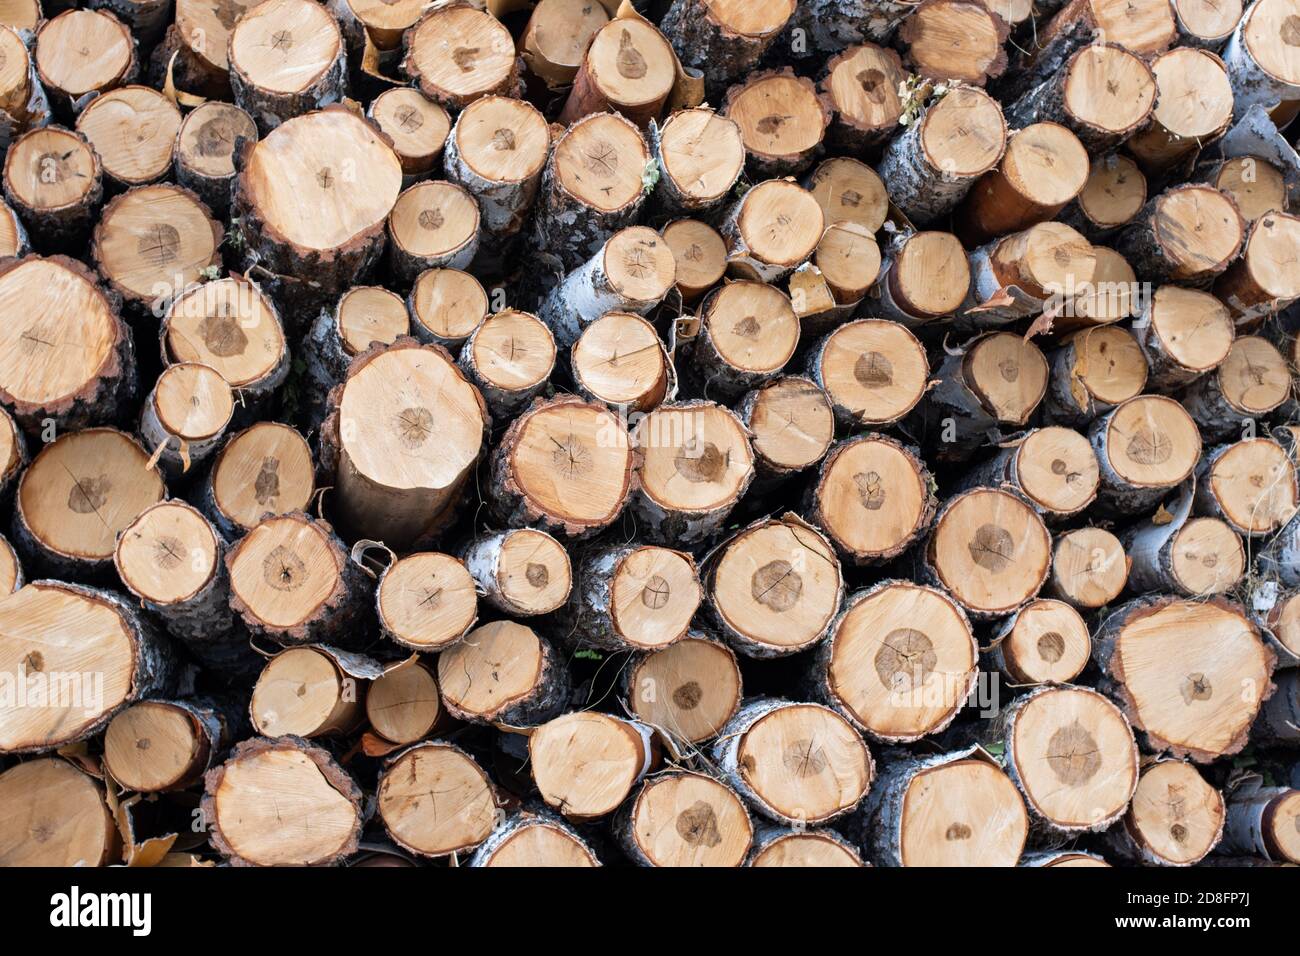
819 44 905 153
457 309 555 419
630 400 755 545
366 659 442 746
0 533 21 596
623 632 742 744
408 267 487 352
1041 325 1148 427
1172 0 1243 47
711 698 872 826
462 527 572 618
957 426 1100 521
1127 48 1235 174
747 826 865 867
1058 246 1138 332
367 87 449 184
1246 579 1300 667
1198 155 1287 223
1058 153 1147 240
806 434 936 566
173 101 259 217
104 697 239 793
899 0 1009 86
1124 482 1246 596
0 759 117 866
34 8 135 116
571 311 673 413
1195 438 1299 536
204 736 363 866
14 427 164 580
920 486 1052 619
1094 595 1275 762
735 375 834 480
0 580 177 753
530 712 657 821
328 0 424 70
1181 335 1290 441
1105 759 1225 866
659 0 794 98
876 86 1006 226
77 85 180 191
1134 286 1235 392
1088 395 1203 514
956 123 1090 244
1219 780 1300 864
444 95 547 241
538 225 675 347
614 770 753 867
558 16 676 129
1215 210 1300 326
958 221 1096 330
724 68 829 177
226 513 371 648
229 0 346 132
988 597 1091 685
719 178 824 282
0 24 49 147
3 126 102 249
663 218 726 303
377 741 497 859
1047 526 1128 609
323 338 488 549
437 620 570 727
651 108 745 218
0 405 24 503
376 550 478 651
1020 851 1110 867
386 179 481 284
488 394 633 539
809 579 976 742
797 222 880 332
1223 0 1300 122
688 280 799 398
402 4 519 110
860 746 1027 866
153 0 250 100
871 229 971 327
87 0 170 45
468 809 601 867
1255 670 1300 743
1116 184 1245 286
563 543 701 652
804 156 889 233
201 421 316 540
519 0 610 91
704 514 843 658
0 199 29 259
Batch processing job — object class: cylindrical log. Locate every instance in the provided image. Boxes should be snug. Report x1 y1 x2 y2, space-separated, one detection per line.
34 8 135 116
3 126 103 249
663 219 726 303
704 514 843 658
735 376 834 480
614 771 753 867
437 620 570 728
723 68 829 177
0 532 22 596
959 221 1096 330
402 4 519 110
1020 851 1110 866
819 44 905 152
229 0 346 132
0 405 24 503
462 527 572 618
104 697 238 793
468 810 601 867
798 221 880 330
1248 579 1300 666
376 741 498 859
0 758 118 866
1041 325 1148 427
563 543 701 653
1215 210 1300 326
659 0 795 99
687 280 799 399
558 16 676 129
899 0 1009 86
1088 395 1203 514
154 0 248 100
1047 526 1129 609
804 156 889 233
623 632 742 744
250 643 368 738
1198 155 1286 225
870 229 971 327
1134 286 1235 392
747 826 865 867
375 550 478 652
1127 48 1235 173
958 427 1100 520
1106 760 1225 866
456 309 555 419
386 179 480 284
519 0 610 91
0 23 48 146
571 311 673 413
530 711 657 821
806 319 927 429
1116 184 1245 285
367 87 449 184
1219 782 1300 864
1197 439 1298 539
1181 335 1290 440
1223 0 1300 122
988 598 1091 685
1124 497 1246 597
1058 245 1137 332
87 0 170 45
0 199 29 261
365 659 442 746
201 421 316 541
76 85 180 191
1058 153 1147 240
408 267 487 353
444 95 547 240
651 107 745 218
1255 670 1300 742
173 101 259 217
1172 0 1244 47
719 178 824 282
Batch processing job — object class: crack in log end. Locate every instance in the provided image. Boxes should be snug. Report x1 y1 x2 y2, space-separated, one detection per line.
584 141 619 176
549 434 593 477
137 225 181 266
854 470 886 510
641 574 670 609
1126 426 1172 465
270 30 294 53
195 119 236 157
395 107 424 132
675 801 721 846
751 559 802 611
199 312 250 357
67 474 110 514
783 738 828 777
1045 721 1101 786
674 441 727 482
262 544 306 592
968 524 1014 572
491 128 515 151
875 628 936 690
418 208 444 230
394 407 435 449
151 535 185 570
1181 672 1213 704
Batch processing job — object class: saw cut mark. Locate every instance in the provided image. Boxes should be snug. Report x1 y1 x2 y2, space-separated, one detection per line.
969 524 1014 572
783 739 828 777
751 559 802 611
262 545 306 593
875 628 936 690
1045 721 1101 786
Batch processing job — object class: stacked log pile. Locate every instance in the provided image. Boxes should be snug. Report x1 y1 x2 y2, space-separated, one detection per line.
2 0 1300 870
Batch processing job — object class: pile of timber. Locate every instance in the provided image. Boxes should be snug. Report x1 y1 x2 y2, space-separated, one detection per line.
2 0 1300 870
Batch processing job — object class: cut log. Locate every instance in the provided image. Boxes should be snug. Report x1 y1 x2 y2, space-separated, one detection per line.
226 513 370 648
0 255 133 435
250 645 368 737
203 736 363 866
1041 325 1148 427
651 108 745 218
876 86 1006 226
1020 851 1110 866
1004 44 1157 153
1181 335 1290 440
1255 670 1300 742
201 421 316 540
0 23 47 147
229 0 346 132
0 405 23 502
530 711 656 820
860 746 1027 866
735 375 834 480
366 659 442 746
1172 0 1244 47
959 221 1096 330
991 684 1139 840
462 527 572 618
807 434 936 566
1195 438 1298 535
1106 760 1225 866
87 0 170 45
0 532 21 596
0 198 29 260
804 156 889 233
958 427 1100 521
376 550 478 651
704 514 842 658
623 632 742 744
76 85 180 191
1219 780 1300 864
799 222 881 330
663 219 726 303
92 184 223 315
747 826 865 867
174 102 259 218
1223 0 1300 122
614 770 753 867
519 0 610 91
571 311 673 413
157 0 257 100
402 4 518 110
3 126 103 249
1247 580 1300 666
688 280 799 398
34 8 135 116
719 178 824 282
1134 286 1235 392
377 740 497 859
558 16 676 129
488 394 632 539
104 697 237 793
386 179 480 284
659 0 794 98
1116 184 1245 285
13 427 164 580
408 268 487 352
809 579 977 742
956 124 1090 245
437 620 570 728
630 400 755 544
233 109 402 305
323 338 488 549
724 68 829 177
367 87 449 184
1047 526 1128 609
1059 246 1138 332
563 543 700 652
1124 484 1246 596
1088 395 1203 514
1128 48 1235 174
443 96 547 243
328 0 424 69
988 598 1091 685
1058 153 1147 240
819 44 905 152
920 486 1052 619
871 230 971 328
899 0 1009 86
0 580 177 753
711 698 872 826
1198 155 1286 224
529 111 650 272
468 810 601 867
0 758 117 866
538 225 675 347
1094 596 1275 762
456 309 555 419
1215 210 1300 326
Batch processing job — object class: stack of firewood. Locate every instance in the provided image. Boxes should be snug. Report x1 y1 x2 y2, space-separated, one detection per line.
0 0 1298 869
